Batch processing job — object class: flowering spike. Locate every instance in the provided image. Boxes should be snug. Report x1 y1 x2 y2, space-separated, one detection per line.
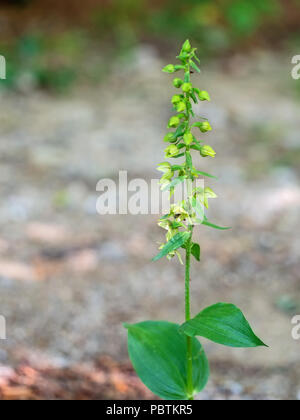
124 41 265 403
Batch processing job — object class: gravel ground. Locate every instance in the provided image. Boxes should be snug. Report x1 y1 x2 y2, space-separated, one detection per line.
0 47 299 399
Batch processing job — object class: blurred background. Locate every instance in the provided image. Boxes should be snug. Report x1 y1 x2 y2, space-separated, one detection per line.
0 0 299 400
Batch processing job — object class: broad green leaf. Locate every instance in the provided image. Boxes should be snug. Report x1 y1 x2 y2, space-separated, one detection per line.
162 176 186 192
124 321 210 400
152 231 191 262
180 303 267 348
191 243 201 261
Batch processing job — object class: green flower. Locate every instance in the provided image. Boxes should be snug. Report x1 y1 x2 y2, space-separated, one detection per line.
171 95 182 105
183 132 194 146
182 83 192 93
168 116 180 128
200 145 216 158
159 170 174 188
170 204 190 222
157 162 172 173
176 101 186 112
199 121 212 133
198 90 211 101
173 78 183 88
158 219 171 231
162 64 176 74
164 133 176 143
203 187 217 208
165 144 179 158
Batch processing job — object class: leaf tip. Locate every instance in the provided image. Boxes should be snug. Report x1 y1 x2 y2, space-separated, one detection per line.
257 338 269 348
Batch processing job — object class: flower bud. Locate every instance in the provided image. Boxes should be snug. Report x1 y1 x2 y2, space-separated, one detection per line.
182 83 192 93
162 64 176 74
202 187 217 208
164 133 176 143
173 78 183 88
165 144 179 158
179 52 189 60
171 95 181 105
182 39 192 53
160 170 174 182
158 219 170 231
168 116 180 128
157 162 171 173
204 187 217 198
200 145 216 158
199 121 212 133
183 132 194 146
198 90 211 101
176 101 186 112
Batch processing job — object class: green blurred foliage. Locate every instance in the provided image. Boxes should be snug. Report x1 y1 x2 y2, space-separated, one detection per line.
93 0 283 52
0 32 86 92
1 0 298 92
225 0 280 36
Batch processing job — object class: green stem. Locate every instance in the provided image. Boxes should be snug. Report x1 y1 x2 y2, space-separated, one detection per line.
185 225 194 400
184 60 194 400
185 151 194 399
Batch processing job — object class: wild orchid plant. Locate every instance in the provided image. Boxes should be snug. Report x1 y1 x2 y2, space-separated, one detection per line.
124 40 266 401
